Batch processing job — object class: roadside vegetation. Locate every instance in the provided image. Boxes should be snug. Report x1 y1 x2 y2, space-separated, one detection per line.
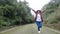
0 0 34 31
43 0 60 30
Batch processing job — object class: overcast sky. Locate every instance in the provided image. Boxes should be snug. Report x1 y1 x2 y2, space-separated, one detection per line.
17 0 51 15
26 0 51 10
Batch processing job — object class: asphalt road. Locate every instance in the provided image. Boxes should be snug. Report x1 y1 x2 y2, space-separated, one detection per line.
0 24 60 34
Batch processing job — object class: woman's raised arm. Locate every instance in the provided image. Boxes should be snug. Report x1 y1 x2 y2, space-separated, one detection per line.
31 8 36 14
41 6 46 13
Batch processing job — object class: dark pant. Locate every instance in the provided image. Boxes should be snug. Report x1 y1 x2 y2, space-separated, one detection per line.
36 21 42 31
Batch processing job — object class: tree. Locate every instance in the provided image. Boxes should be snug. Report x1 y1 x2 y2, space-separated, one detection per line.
0 0 34 27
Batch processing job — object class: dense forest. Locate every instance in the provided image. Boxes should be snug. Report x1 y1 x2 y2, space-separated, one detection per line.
43 0 60 30
0 0 60 31
0 0 34 28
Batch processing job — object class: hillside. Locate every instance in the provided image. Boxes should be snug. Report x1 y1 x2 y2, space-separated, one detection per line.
43 0 60 30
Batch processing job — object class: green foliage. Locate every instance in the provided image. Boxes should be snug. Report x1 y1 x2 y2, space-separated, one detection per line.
43 0 60 24
0 0 34 27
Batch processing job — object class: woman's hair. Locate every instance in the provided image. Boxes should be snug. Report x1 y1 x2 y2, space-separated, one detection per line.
37 10 41 13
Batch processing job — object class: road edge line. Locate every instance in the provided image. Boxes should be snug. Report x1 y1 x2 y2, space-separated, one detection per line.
45 26 60 34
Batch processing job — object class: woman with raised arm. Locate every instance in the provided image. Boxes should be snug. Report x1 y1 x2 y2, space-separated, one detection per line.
31 6 46 33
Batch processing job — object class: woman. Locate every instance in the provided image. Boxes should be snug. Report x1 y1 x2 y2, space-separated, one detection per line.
31 7 46 33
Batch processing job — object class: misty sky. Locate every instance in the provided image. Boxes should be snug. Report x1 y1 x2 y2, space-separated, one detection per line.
17 0 51 15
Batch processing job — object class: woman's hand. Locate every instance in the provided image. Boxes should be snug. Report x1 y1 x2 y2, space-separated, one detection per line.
30 8 36 14
41 6 46 13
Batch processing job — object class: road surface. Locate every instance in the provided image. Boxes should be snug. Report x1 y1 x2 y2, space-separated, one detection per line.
0 24 60 34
